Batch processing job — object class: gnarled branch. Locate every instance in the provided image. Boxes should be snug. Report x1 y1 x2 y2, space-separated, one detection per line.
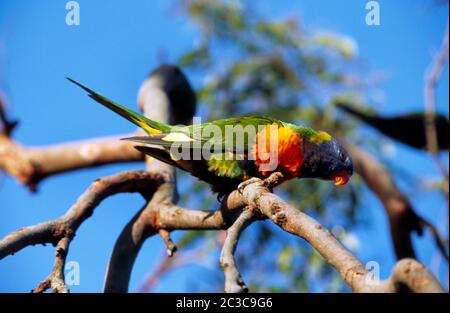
0 170 161 292
0 170 444 292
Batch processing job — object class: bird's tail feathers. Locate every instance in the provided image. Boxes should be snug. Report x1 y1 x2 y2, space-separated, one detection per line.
67 77 171 134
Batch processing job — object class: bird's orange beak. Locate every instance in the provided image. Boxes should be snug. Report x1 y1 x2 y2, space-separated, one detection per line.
331 171 350 186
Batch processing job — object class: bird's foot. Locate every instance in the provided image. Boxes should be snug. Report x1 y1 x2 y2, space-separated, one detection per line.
263 172 284 189
237 177 263 195
237 172 285 195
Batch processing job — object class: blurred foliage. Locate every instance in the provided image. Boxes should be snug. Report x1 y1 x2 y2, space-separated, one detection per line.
150 0 379 292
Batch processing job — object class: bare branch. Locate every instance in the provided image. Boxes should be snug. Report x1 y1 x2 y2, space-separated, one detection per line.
0 170 158 259
424 19 449 197
0 92 18 137
0 170 160 292
230 173 445 293
32 237 70 293
420 219 449 262
159 229 177 257
378 258 446 293
424 19 449 155
220 208 257 293
0 133 144 191
342 141 448 261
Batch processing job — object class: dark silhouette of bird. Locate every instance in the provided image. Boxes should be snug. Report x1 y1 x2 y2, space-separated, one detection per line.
336 102 449 151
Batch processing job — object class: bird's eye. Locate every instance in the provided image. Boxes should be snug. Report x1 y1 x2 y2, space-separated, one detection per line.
339 151 346 162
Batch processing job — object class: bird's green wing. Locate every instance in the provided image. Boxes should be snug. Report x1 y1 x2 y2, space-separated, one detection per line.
187 115 284 152
124 115 283 153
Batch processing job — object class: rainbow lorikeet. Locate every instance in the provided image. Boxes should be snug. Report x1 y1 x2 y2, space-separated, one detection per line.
68 78 353 193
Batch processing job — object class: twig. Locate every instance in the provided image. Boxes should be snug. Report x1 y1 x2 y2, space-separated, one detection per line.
424 19 449 198
0 92 18 137
32 237 70 293
220 208 257 293
420 219 449 262
424 19 449 155
159 229 177 257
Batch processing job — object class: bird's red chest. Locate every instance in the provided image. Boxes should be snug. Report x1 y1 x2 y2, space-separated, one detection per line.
251 125 304 178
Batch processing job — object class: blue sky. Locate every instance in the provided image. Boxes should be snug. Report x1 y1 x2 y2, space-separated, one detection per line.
0 0 448 292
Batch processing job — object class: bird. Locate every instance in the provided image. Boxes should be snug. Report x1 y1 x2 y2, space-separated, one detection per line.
144 65 197 126
336 101 449 151
67 77 353 194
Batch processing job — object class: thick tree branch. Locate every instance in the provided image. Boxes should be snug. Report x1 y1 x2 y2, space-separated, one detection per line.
0 133 143 191
103 65 198 292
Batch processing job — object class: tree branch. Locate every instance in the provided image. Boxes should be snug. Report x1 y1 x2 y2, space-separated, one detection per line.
0 170 162 292
0 133 144 191
0 169 443 292
0 169 231 292
220 208 257 293
158 229 177 257
342 141 448 261
0 92 18 137
103 65 198 292
229 173 445 293
32 237 70 293
424 19 449 154
0 170 158 259
424 18 449 197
